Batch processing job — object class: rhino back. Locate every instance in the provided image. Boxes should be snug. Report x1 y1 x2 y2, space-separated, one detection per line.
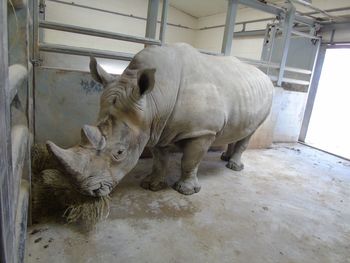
155 43 274 146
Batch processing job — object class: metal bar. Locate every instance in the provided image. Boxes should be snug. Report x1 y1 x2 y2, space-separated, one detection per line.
200 17 276 31
145 0 159 40
39 20 161 45
301 6 350 17
235 29 266 37
46 0 191 30
238 56 312 74
294 14 314 26
39 43 134 61
277 4 296 86
0 0 15 261
159 0 169 44
321 22 350 32
221 0 239 55
198 49 223 56
324 43 350 48
32 0 40 64
268 75 310 85
290 0 337 20
298 42 324 142
291 29 320 39
239 0 283 16
261 24 277 75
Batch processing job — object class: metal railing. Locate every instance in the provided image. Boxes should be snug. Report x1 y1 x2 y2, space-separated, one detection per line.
35 0 350 87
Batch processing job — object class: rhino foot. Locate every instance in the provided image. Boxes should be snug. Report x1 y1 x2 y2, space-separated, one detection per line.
226 160 244 171
173 178 201 195
140 174 167 191
220 152 230 162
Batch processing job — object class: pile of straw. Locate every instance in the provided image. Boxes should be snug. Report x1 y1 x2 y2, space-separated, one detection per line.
31 144 110 229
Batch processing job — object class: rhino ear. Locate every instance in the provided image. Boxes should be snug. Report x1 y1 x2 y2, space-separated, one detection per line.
89 56 114 86
46 141 85 175
137 68 156 96
81 125 106 150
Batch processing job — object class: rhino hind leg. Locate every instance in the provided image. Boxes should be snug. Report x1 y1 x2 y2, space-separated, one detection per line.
221 142 235 161
226 134 252 171
140 147 169 191
173 135 215 195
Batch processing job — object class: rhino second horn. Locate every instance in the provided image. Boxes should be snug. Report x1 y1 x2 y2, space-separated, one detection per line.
46 141 85 176
81 125 106 150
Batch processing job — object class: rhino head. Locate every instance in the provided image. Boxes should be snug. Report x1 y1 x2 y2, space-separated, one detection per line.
46 57 156 197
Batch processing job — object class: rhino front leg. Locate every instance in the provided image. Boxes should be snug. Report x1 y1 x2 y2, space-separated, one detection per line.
173 135 215 195
140 147 169 191
226 134 252 171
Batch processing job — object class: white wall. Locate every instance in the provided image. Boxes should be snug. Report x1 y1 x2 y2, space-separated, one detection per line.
42 0 197 73
195 7 271 59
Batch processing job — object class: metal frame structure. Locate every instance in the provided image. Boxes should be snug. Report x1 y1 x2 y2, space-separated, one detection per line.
0 0 33 262
0 0 14 261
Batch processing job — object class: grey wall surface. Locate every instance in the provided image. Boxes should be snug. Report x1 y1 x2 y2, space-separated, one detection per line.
35 67 105 147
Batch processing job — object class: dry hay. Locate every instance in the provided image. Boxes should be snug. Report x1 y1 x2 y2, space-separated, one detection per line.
31 144 111 229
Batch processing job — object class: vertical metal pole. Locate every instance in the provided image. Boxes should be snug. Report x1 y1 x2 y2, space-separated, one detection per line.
221 0 239 55
261 24 277 75
299 41 324 142
159 0 169 44
32 0 40 64
145 0 159 40
0 0 15 262
277 4 296 86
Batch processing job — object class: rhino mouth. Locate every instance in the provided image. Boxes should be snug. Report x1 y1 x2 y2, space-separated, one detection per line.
78 177 114 197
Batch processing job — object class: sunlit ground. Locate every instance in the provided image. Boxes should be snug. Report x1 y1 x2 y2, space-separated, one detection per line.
306 47 350 160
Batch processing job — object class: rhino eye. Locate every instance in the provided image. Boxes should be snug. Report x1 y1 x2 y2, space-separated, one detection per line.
111 146 126 162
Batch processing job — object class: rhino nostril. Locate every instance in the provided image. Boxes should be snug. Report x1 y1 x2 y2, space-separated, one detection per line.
92 188 100 195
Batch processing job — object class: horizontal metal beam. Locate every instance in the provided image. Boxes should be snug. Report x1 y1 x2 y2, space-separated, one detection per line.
291 29 320 39
238 56 312 74
268 75 310 85
235 29 266 37
320 22 350 32
294 14 315 26
39 43 134 61
39 20 161 45
238 0 314 26
324 43 350 48
238 0 283 16
198 49 223 56
47 0 192 30
200 17 276 31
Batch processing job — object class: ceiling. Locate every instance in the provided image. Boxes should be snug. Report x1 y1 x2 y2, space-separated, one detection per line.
169 0 350 19
169 0 228 18
169 0 286 18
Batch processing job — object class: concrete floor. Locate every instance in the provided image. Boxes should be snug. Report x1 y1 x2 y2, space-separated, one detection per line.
27 143 350 263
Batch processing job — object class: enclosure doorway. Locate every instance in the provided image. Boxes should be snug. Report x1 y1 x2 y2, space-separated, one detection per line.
305 47 350 160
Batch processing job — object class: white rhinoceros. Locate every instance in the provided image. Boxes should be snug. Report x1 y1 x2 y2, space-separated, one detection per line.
47 43 274 197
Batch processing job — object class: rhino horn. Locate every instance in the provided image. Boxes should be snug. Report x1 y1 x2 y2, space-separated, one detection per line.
81 125 106 150
46 141 85 175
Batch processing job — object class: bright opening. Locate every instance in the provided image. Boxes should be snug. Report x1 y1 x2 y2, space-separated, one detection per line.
306 48 350 159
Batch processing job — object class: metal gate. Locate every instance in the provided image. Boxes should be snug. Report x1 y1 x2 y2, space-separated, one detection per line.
0 0 33 262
